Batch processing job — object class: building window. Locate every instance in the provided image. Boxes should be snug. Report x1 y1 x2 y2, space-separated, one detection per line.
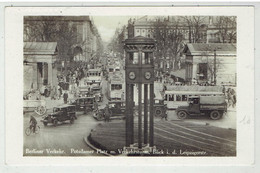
198 63 208 80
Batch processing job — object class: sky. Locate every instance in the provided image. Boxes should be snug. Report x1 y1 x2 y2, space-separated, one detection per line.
92 16 131 43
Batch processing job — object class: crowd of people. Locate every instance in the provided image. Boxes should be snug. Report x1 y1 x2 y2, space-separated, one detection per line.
223 87 236 108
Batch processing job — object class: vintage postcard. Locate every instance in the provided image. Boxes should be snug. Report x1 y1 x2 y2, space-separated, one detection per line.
5 6 254 165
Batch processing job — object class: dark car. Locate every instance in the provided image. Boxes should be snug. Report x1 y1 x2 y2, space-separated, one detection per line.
41 105 76 126
69 97 95 113
93 101 125 121
154 100 167 118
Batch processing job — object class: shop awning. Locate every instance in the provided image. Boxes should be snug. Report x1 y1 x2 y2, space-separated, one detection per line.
170 69 186 80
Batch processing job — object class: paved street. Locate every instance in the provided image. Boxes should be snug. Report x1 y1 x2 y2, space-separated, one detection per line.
89 117 236 156
23 112 102 156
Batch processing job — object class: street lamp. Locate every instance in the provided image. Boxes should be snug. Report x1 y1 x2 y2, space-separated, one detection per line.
214 49 216 86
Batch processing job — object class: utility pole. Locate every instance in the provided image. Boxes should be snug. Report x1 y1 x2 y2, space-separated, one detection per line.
214 49 216 85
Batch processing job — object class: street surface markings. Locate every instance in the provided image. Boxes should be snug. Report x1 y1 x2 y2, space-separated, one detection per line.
165 121 236 143
154 126 217 147
156 123 235 147
154 123 236 155
153 132 226 156
153 121 236 156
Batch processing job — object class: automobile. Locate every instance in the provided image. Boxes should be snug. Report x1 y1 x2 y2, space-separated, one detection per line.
93 101 126 121
41 105 76 126
91 84 103 102
176 96 227 120
68 97 95 113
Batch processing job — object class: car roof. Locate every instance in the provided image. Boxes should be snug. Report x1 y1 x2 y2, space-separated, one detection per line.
55 104 75 108
108 100 125 104
70 96 95 100
88 68 102 72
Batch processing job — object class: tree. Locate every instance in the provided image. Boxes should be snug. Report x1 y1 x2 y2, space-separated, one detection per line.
182 16 207 43
215 16 237 43
24 17 81 73
107 26 127 58
151 17 185 70
200 47 223 84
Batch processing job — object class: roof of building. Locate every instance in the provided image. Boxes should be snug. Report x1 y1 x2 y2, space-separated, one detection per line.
124 36 156 45
24 42 58 55
184 43 236 56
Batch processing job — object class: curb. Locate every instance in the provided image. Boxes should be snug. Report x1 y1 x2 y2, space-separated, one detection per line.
83 135 112 156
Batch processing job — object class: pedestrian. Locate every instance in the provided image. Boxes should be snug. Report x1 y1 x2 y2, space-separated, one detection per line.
94 100 99 112
63 91 68 104
58 85 62 99
227 91 233 107
104 104 111 122
29 115 37 133
232 94 236 108
50 86 54 100
161 109 168 121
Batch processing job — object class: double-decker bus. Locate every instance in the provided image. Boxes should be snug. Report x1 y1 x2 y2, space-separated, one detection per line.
108 72 125 101
86 68 102 87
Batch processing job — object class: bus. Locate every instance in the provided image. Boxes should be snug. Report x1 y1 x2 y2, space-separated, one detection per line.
108 73 125 101
164 90 224 110
86 68 102 86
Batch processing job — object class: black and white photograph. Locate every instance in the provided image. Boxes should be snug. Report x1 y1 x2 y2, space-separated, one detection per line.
22 15 237 157
4 6 255 166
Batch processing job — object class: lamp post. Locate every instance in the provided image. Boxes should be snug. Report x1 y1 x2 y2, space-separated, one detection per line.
214 49 216 85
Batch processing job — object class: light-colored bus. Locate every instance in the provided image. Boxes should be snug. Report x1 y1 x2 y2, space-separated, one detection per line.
164 90 224 109
108 73 125 101
86 68 102 86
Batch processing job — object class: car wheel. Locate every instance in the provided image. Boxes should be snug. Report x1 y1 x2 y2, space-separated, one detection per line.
154 108 163 117
70 117 75 124
96 113 103 121
53 119 58 127
43 122 48 126
35 106 47 116
210 111 222 120
177 111 188 120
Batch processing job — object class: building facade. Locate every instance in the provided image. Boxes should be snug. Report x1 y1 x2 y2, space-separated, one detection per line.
24 16 103 64
24 42 58 93
183 43 236 86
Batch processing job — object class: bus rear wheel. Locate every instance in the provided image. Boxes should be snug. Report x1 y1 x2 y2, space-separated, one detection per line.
210 111 222 120
177 111 187 120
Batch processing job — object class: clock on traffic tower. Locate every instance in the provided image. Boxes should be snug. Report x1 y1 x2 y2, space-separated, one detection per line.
124 36 156 150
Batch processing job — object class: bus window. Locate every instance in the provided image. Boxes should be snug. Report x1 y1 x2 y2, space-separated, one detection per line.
169 94 174 101
164 94 168 101
182 95 187 101
176 95 181 101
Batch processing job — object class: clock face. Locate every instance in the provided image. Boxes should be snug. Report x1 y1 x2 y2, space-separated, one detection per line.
145 71 151 80
129 71 136 80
